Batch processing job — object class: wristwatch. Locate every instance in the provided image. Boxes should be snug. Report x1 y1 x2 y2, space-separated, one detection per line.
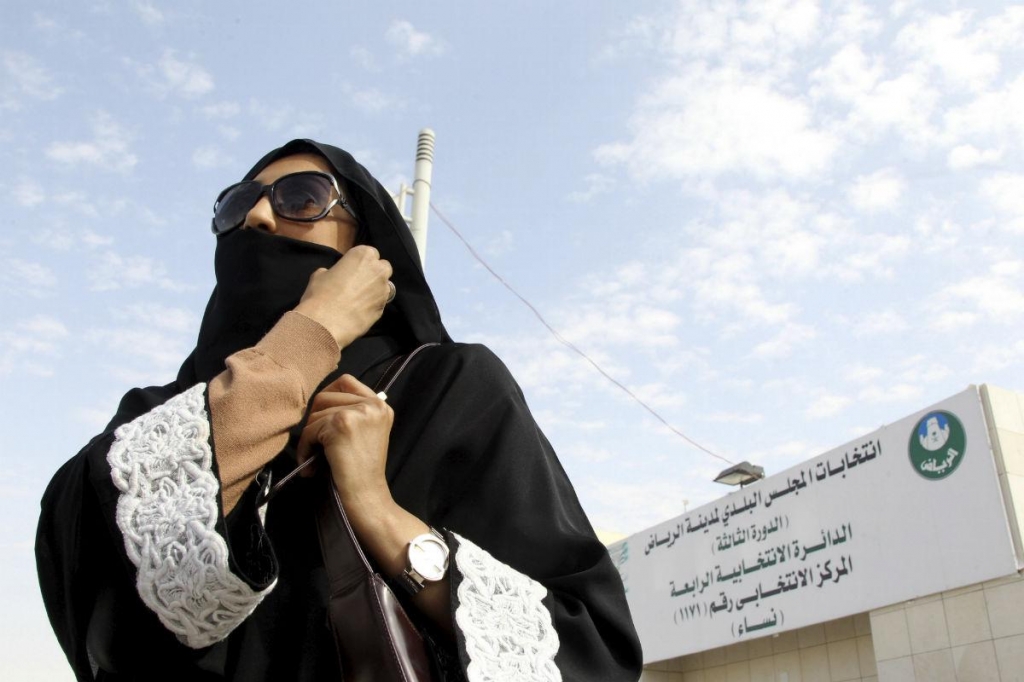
396 528 449 596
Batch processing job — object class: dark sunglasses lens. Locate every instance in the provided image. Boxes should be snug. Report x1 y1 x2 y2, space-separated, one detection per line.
273 174 334 220
213 182 261 234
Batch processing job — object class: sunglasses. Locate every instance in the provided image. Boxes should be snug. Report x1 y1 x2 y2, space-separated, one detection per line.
211 170 359 235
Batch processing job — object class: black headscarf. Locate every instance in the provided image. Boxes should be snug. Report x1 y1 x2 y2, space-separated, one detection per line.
179 139 450 388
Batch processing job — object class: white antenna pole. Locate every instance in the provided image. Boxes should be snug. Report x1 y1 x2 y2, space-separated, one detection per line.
409 128 435 269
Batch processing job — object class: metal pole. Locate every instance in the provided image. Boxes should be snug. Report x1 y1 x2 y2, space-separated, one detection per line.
409 128 435 269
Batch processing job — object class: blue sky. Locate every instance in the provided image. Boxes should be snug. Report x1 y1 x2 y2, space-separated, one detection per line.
3 1 1023 677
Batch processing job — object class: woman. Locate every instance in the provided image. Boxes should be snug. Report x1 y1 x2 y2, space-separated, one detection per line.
36 139 642 681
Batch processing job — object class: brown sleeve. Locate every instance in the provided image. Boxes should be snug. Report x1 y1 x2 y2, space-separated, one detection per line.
209 311 341 515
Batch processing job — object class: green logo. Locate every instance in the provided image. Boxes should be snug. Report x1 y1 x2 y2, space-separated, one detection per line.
908 411 966 480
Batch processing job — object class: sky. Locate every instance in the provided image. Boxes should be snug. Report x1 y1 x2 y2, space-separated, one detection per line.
2 0 1023 678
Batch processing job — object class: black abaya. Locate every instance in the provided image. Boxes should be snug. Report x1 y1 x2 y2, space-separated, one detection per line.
36 140 642 681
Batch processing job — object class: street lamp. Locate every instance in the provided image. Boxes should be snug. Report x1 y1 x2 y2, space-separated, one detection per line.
714 461 765 487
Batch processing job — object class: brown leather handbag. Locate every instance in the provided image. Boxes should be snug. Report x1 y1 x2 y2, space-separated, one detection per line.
268 343 439 681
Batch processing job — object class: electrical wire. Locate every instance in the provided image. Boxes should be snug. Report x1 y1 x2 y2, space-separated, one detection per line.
429 201 734 466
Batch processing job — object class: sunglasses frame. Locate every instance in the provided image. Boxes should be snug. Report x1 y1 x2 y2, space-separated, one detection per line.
211 170 359 235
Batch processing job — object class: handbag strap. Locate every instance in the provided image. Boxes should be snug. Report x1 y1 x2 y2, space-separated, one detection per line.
257 342 439 506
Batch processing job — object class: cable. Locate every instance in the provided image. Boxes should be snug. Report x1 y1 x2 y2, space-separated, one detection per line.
429 201 733 466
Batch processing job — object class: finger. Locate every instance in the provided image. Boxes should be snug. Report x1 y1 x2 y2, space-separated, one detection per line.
348 244 379 261
333 373 379 399
296 416 328 468
309 390 372 414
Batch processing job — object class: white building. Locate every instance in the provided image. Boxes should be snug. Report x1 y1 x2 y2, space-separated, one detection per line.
611 385 1024 682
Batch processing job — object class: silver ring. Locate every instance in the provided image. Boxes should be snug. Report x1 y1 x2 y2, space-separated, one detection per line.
386 280 397 303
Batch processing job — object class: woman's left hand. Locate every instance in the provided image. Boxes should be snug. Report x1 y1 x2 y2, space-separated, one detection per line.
298 373 455 634
297 373 394 506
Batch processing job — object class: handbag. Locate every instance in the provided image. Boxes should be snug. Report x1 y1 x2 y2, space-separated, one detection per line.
263 343 440 681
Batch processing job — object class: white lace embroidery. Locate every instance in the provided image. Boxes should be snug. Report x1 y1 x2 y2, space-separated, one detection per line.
453 533 561 682
107 383 275 649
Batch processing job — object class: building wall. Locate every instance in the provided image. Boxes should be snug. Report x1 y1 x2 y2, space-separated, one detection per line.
868 572 1024 681
640 613 877 682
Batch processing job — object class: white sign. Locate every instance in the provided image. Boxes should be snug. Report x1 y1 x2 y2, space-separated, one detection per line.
610 387 1017 663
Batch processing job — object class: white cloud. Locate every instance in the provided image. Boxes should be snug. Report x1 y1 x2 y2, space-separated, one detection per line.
979 173 1024 233
484 230 514 257
1 259 57 296
132 0 165 25
386 21 446 58
970 339 1024 374
943 74 1024 152
842 364 884 384
158 51 213 97
0 315 68 376
631 382 687 410
82 230 114 247
1 50 62 109
947 144 1003 170
941 270 1024 321
858 383 923 404
596 66 838 182
661 0 821 68
200 101 240 119
12 180 44 207
46 111 138 173
896 8 1024 95
927 310 979 332
847 168 905 213
130 50 214 99
114 303 198 334
584 476 707 534
85 326 190 372
824 1 883 44
31 228 76 251
810 44 885 103
349 46 377 71
87 252 185 291
700 411 764 425
805 391 852 419
830 232 911 282
750 322 817 359
568 174 615 203
834 69 941 143
559 443 615 464
848 309 909 338
342 84 404 115
192 145 233 169
562 303 682 350
248 99 324 136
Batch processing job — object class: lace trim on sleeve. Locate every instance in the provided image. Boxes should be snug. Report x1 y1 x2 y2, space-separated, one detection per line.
452 533 561 682
106 383 276 649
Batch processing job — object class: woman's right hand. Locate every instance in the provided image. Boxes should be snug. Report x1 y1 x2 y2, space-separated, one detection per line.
294 245 394 348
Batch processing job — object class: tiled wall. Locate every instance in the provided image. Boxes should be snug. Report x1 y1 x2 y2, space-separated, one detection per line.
640 613 877 682
868 572 1024 681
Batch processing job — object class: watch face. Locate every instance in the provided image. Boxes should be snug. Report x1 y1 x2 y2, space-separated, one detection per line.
409 535 449 582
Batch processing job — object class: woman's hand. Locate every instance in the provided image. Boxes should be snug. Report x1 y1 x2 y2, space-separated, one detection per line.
297 373 455 635
296 373 394 507
294 245 393 349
